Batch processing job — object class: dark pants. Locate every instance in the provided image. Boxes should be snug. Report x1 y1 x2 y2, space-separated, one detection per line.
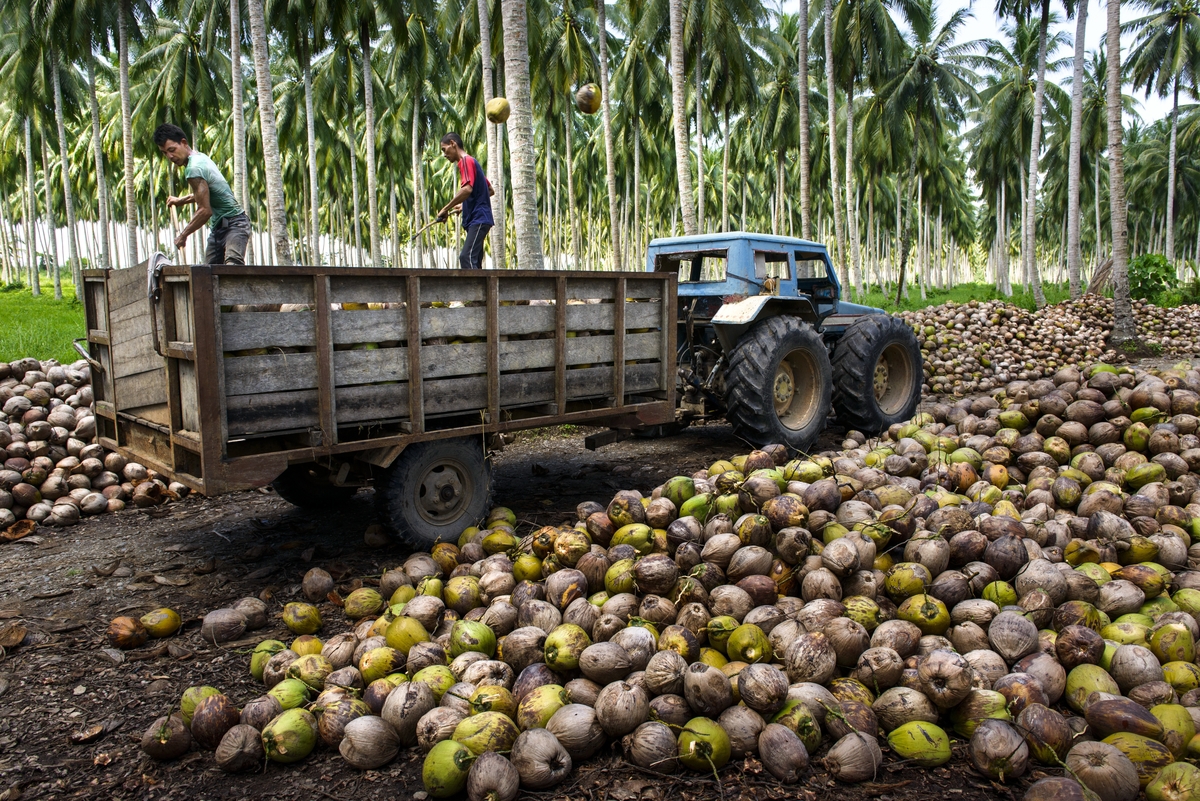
459 224 492 270
205 212 252 265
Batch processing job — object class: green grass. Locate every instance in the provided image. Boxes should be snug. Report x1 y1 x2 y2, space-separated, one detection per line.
0 278 87 364
849 281 1074 312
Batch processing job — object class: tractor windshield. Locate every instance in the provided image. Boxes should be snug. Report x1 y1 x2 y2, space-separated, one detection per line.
656 250 728 283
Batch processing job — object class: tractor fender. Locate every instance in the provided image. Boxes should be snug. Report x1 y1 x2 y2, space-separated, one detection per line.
710 295 819 353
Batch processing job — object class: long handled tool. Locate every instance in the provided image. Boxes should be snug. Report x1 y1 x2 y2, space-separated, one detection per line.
414 207 459 237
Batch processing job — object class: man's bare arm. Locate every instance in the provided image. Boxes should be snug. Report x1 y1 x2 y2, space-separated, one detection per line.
174 178 213 249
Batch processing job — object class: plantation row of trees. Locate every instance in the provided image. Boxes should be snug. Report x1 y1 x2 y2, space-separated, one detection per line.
0 0 1196 336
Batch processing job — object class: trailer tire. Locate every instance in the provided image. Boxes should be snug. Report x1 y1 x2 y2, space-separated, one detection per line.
724 315 832 454
271 465 358 509
375 437 492 550
831 314 922 435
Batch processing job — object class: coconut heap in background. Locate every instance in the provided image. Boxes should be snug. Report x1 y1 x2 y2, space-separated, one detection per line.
128 361 1200 801
0 357 185 534
903 297 1200 396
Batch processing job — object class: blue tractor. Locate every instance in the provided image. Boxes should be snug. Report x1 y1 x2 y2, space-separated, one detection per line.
647 232 923 452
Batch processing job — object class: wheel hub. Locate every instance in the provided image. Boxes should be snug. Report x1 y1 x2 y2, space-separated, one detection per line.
874 359 890 400
774 369 795 407
418 463 467 522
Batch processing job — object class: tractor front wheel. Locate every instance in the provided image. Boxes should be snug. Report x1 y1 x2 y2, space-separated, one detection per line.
724 315 832 453
831 314 923 436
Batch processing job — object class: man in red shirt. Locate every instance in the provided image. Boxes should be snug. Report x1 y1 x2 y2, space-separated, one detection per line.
436 133 496 270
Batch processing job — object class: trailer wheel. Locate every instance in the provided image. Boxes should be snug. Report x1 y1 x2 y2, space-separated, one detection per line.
831 314 922 435
724 315 832 453
271 465 357 509
375 437 492 550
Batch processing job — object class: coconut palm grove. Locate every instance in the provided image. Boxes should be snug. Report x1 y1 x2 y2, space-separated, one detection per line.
11 0 1200 799
0 0 1197 307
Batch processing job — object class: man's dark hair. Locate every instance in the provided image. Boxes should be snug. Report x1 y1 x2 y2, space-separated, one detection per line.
153 123 188 147
440 132 464 149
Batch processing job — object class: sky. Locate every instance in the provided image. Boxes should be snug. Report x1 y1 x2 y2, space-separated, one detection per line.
781 0 1175 125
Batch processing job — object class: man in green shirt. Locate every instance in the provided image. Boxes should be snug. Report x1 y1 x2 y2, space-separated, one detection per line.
153 123 252 265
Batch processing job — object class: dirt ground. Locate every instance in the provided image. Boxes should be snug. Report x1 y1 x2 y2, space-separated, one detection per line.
0 419 1052 801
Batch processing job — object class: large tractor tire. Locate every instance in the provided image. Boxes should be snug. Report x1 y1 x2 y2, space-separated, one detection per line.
724 315 832 453
374 437 492 549
831 314 923 435
271 465 358 509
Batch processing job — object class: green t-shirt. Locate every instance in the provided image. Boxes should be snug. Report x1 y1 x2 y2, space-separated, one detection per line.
184 151 242 225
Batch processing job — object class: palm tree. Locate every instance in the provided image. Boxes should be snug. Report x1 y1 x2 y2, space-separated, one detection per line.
596 0 621 267
668 0 698 235
1125 0 1200 266
228 0 251 261
821 0 846 283
881 0 980 303
477 0 507 269
247 0 291 263
1066 0 1088 297
796 0 812 238
117 0 142 270
1108 0 1135 343
501 0 544 267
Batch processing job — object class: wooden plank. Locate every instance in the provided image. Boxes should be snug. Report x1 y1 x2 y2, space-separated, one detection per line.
614 277 626 406
565 366 612 400
420 306 485 339
315 275 336 447
112 335 164 379
623 280 664 299
115 368 168 410
486 276 499 424
498 277 557 302
565 303 613 331
333 346 409 385
226 389 320 437
86 280 108 333
625 362 664 393
500 339 555 371
420 275 487 303
331 308 408 345
224 352 319 395
171 282 193 343
421 342 486 379
626 302 662 329
555 278 566 414
221 311 316 351
329 275 409 305
406 277 424 434
563 332 661 365
106 266 150 312
108 300 152 327
335 383 410 424
179 360 200 431
499 304 555 336
424 375 487 415
501 370 556 408
217 275 315 306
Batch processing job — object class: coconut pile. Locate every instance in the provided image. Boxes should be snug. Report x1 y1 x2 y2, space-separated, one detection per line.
0 357 184 534
903 297 1200 397
121 362 1200 801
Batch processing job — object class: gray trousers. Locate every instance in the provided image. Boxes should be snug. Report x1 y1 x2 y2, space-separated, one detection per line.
459 224 492 270
204 212 252 265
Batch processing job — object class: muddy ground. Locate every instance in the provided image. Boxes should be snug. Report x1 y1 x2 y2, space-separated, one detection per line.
0 416 1066 801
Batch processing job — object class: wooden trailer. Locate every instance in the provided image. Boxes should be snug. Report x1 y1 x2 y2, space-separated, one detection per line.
79 262 677 545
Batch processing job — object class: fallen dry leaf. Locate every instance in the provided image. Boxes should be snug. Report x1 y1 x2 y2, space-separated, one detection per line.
93 753 112 766
0 625 26 649
326 591 343 607
92 560 121 577
152 575 190 587
70 724 105 745
1 520 36 542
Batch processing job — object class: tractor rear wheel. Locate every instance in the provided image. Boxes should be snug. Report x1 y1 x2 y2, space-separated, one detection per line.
831 314 923 435
724 315 832 453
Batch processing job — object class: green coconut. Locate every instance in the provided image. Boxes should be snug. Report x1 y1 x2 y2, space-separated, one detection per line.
678 717 732 771
449 620 498 658
250 640 286 682
423 739 474 797
453 711 520 755
888 721 952 767
385 616 430 655
261 708 318 763
282 603 322 635
1146 762 1200 801
544 624 591 672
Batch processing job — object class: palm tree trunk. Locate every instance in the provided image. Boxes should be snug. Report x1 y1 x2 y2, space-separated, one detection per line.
118 0 137 270
845 84 862 298
1066 0 1087 298
478 0 507 269
25 118 38 291
40 139 61 299
1106 0 1134 343
86 60 111 271
301 50 320 265
1025 0 1050 307
695 53 705 233
246 0 292 264
49 50 81 298
633 125 642 254
797 0 811 239
824 0 847 288
500 0 544 268
893 157 917 305
721 107 730 232
596 0 620 268
565 113 581 267
360 25 381 265
667 0 698 235
230 0 253 263
412 98 424 269
1165 77 1179 266
348 100 363 266
390 185 399 266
